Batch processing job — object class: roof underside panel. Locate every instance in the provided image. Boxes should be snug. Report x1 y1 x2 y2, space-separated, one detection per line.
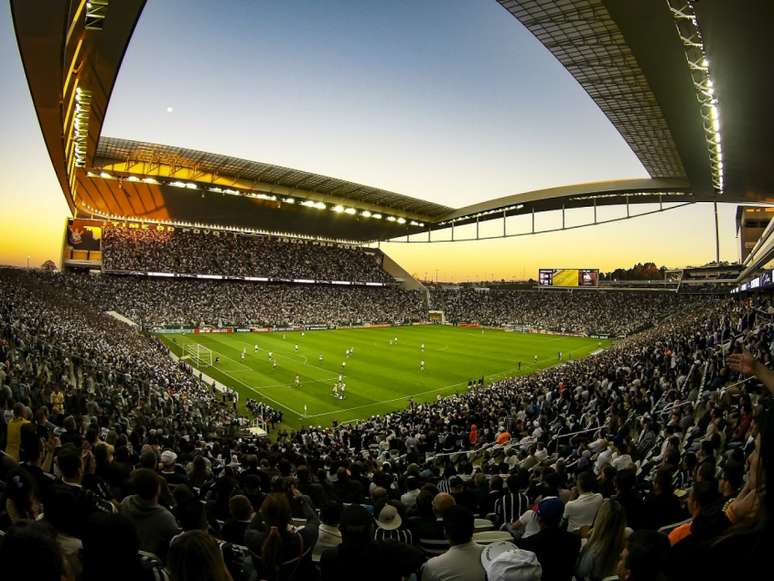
498 0 687 179
95 137 452 219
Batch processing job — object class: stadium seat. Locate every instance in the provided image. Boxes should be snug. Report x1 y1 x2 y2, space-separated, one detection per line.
473 531 513 545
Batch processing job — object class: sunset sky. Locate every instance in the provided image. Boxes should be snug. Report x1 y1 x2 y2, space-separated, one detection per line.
0 1 740 280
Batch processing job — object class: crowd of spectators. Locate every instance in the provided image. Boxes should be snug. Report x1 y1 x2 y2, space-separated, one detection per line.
52 273 427 329
0 265 771 581
430 287 712 336
102 225 394 283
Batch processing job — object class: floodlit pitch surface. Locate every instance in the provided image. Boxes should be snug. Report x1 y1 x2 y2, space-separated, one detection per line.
159 326 611 429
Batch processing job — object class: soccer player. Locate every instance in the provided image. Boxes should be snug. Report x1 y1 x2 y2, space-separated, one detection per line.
534 354 538 363
214 356 220 365
394 336 398 344
420 343 425 352
272 359 278 369
518 361 522 371
319 353 324 361
294 375 301 388
341 361 347 369
294 344 299 352
332 384 338 399
268 351 273 359
338 374 343 382
254 344 259 352
240 351 246 360
420 360 425 371
340 383 346 399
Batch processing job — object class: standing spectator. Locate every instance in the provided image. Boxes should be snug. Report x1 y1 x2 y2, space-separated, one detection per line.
614 530 670 581
5 402 30 461
495 470 530 528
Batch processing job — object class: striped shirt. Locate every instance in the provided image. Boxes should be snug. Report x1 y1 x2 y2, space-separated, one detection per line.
374 527 413 545
494 492 530 526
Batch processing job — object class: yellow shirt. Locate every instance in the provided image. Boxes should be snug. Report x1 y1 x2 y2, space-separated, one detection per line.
5 417 31 461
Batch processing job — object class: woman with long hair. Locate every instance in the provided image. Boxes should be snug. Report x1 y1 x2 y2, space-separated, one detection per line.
167 530 233 581
246 490 319 581
575 499 627 581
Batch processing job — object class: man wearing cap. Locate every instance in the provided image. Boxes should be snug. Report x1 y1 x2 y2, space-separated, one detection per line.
159 449 188 486
375 503 413 545
320 504 424 581
420 505 485 581
516 497 580 581
480 541 542 581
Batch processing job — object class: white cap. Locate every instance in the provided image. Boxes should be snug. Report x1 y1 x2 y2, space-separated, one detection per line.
480 541 542 581
160 450 177 466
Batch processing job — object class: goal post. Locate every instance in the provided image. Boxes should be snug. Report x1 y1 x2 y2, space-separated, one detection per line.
183 343 213 368
428 310 445 324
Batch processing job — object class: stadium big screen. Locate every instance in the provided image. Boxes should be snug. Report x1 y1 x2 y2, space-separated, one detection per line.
539 268 599 287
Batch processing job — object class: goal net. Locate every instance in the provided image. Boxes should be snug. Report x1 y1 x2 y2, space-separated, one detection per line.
183 344 213 368
428 310 445 324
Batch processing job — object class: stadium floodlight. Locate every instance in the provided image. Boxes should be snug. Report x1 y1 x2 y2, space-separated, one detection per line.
142 177 158 184
372 213 382 220
283 197 295 204
386 216 396 222
99 171 113 179
396 217 406 224
314 201 326 210
185 182 198 189
344 207 356 215
332 204 345 213
170 181 186 188
127 175 140 182
361 210 371 218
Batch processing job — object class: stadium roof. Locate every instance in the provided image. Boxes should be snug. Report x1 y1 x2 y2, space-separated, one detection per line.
11 0 774 243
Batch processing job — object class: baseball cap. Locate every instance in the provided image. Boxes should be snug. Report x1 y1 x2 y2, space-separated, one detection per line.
481 541 542 581
376 504 402 530
536 496 564 527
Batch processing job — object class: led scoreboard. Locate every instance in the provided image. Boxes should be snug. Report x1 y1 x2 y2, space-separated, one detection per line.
539 268 599 287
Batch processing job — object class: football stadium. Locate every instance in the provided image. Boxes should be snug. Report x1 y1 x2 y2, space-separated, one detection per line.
1 1 774 580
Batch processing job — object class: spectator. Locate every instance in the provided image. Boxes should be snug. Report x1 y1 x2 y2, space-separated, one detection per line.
313 501 343 562
563 470 604 534
575 499 627 581
516 497 581 581
420 504 485 581
221 494 254 545
614 530 670 581
374 503 412 544
119 468 179 561
5 402 30 461
167 530 232 581
320 504 424 581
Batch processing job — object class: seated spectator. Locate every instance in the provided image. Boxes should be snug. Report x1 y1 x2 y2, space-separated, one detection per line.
222 494 254 545
413 491 455 558
0 521 68 581
516 497 581 581
421 504 485 581
400 475 420 511
313 501 343 562
81 512 168 581
643 469 685 530
119 469 179 561
668 480 720 545
167 530 232 581
2 467 42 525
575 499 627 581
245 491 319 580
480 541 542 581
614 529 670 581
495 470 530 528
374 502 412 544
159 450 188 486
320 504 424 581
563 470 604 534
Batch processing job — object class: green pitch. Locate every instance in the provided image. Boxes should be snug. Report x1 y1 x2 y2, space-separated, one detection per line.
158 326 611 430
